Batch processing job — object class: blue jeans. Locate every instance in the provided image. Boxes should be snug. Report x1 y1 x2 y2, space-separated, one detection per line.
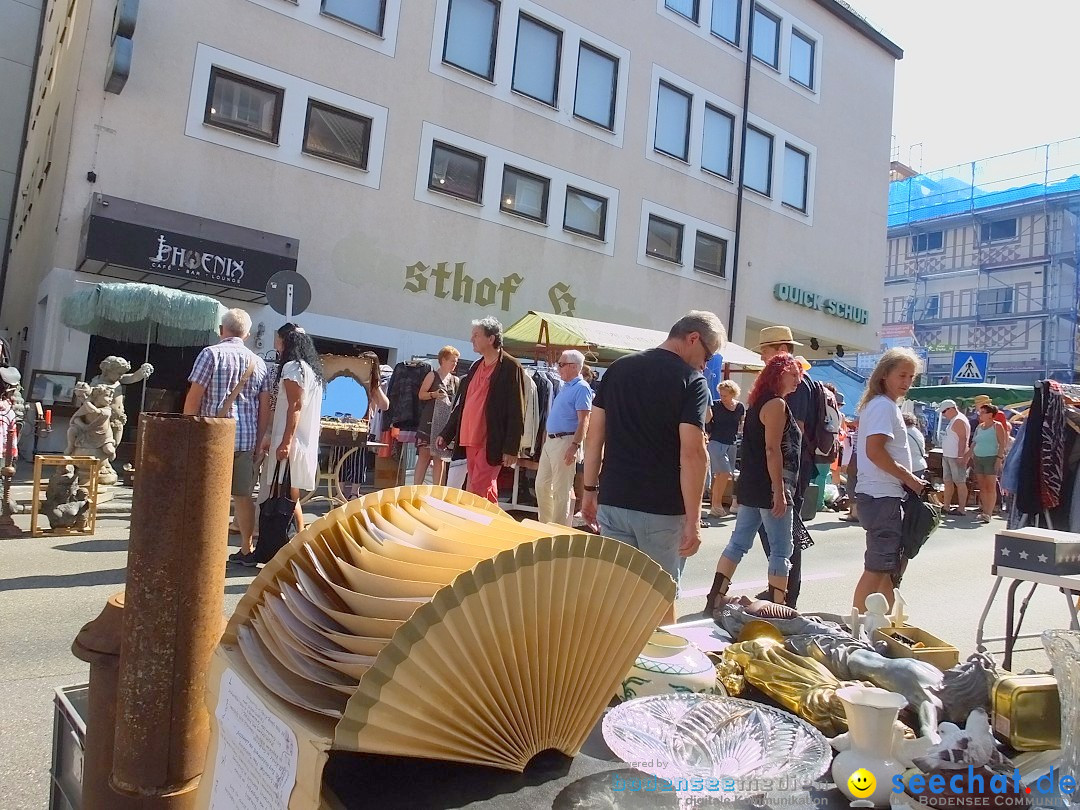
724 504 794 577
597 504 685 586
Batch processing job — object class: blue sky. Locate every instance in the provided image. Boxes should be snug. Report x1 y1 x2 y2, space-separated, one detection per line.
847 0 1079 172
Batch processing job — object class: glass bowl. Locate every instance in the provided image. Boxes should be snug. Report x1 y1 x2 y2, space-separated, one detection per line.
602 694 832 799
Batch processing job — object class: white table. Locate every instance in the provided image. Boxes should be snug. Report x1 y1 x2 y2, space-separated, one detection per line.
975 564 1080 669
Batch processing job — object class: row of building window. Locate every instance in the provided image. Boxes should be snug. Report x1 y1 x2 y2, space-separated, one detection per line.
653 76 810 210
900 287 1017 322
645 214 728 276
205 51 813 216
908 218 1019 254
660 0 818 93
441 0 621 131
426 140 609 240
205 67 373 169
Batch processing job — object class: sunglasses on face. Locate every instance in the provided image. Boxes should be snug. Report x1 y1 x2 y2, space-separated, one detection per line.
557 361 576 368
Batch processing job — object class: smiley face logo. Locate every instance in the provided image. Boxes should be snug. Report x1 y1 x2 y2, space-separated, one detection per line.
847 768 876 799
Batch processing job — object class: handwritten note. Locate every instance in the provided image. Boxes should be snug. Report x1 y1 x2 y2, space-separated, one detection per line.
208 668 298 810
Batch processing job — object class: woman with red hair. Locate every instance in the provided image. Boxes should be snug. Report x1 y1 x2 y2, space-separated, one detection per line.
704 353 804 612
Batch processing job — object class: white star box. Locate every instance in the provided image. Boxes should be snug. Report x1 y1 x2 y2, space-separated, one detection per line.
995 528 1080 575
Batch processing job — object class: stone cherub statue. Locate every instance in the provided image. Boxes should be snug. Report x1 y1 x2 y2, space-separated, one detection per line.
67 383 118 485
91 356 153 450
42 464 91 530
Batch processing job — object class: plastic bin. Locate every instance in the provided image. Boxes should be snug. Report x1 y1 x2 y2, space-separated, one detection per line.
50 684 88 810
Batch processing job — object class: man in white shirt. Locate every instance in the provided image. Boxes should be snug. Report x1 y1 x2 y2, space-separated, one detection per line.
938 399 970 516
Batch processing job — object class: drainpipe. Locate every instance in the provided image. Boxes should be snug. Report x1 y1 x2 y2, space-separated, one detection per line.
726 10 756 341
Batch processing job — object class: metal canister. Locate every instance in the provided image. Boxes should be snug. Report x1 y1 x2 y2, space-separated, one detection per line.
991 673 1061 751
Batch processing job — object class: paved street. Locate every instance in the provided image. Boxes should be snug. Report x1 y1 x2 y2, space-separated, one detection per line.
0 492 1067 810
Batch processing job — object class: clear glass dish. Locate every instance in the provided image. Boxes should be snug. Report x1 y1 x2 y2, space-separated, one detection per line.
1043 630 1080 810
602 693 832 800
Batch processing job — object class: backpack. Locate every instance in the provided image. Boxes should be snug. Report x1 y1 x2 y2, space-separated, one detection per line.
808 379 841 462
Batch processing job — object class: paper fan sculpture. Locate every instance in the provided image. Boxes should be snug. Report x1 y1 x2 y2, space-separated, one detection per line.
197 486 675 810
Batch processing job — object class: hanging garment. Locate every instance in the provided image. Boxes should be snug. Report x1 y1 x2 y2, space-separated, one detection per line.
521 374 540 456
1015 385 1044 517
1040 380 1066 510
386 361 431 429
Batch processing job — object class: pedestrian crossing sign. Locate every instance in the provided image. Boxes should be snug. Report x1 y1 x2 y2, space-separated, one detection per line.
951 351 989 383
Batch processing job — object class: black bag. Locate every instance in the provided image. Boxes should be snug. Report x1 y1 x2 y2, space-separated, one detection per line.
254 461 296 564
900 488 941 561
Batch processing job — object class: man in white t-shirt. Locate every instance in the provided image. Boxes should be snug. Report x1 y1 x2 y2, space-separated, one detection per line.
938 399 970 516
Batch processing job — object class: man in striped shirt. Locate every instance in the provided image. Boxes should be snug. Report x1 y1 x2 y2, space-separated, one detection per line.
183 308 270 555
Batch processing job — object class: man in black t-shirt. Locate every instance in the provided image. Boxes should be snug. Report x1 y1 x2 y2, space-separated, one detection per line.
582 312 723 622
754 325 814 608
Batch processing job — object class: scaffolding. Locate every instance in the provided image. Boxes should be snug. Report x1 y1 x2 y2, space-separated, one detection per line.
885 138 1080 384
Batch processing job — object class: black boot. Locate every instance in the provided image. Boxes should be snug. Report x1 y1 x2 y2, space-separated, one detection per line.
704 572 731 616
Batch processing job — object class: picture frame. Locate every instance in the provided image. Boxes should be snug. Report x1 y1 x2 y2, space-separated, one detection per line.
27 369 82 406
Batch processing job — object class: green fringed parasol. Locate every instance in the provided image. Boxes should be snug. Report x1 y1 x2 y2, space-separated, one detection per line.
60 282 225 347
61 282 227 411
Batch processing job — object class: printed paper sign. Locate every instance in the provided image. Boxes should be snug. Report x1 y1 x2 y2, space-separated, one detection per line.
208 668 298 810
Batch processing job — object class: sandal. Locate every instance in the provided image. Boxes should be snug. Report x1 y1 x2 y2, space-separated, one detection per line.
839 515 860 523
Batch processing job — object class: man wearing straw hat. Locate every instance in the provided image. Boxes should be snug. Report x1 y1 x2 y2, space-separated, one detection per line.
753 325 815 608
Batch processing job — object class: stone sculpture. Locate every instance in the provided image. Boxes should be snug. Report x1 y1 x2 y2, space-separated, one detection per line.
43 464 90 530
785 633 945 739
67 383 118 485
91 356 153 450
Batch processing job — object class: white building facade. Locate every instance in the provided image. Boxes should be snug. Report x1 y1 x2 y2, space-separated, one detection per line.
3 0 900 382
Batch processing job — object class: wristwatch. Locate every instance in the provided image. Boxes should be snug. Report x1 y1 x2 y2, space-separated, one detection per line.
583 484 599 492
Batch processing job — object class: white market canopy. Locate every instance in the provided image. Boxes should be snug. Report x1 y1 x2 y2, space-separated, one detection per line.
502 311 763 369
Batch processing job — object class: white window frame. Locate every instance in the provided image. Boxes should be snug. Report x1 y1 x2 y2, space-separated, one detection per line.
645 214 685 264
788 27 815 90
442 0 500 81
657 0 820 102
645 65 815 223
186 44 389 189
511 13 562 108
750 4 781 69
654 80 693 163
741 111 817 223
430 0 630 146
910 231 944 254
979 218 1019 244
781 142 810 213
415 122 618 255
240 0 401 57
638 200 733 288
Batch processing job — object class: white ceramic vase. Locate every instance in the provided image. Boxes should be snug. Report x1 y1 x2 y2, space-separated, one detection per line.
831 685 909 807
620 631 719 700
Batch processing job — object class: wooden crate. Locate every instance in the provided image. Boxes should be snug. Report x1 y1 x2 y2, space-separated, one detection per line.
31 455 102 537
874 625 959 670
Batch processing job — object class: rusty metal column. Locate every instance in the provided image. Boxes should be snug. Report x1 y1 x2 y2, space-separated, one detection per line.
111 414 235 806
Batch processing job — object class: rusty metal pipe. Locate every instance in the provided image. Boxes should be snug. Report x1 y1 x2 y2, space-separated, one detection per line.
72 592 142 810
111 414 235 803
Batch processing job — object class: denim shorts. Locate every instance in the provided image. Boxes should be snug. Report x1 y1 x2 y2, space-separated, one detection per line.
708 441 738 477
942 457 968 483
597 504 685 585
972 455 997 476
856 493 903 573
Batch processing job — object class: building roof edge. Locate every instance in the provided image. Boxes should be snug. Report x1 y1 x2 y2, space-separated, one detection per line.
811 0 904 60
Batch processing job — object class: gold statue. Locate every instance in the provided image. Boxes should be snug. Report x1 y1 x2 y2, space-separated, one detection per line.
722 638 865 737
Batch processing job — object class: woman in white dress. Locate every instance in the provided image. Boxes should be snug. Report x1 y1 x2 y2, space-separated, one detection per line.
257 324 324 530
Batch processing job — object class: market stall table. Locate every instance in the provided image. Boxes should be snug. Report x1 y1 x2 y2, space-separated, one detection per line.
976 564 1080 669
300 422 382 507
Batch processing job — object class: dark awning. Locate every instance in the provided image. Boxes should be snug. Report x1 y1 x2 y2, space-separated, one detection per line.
77 193 300 304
